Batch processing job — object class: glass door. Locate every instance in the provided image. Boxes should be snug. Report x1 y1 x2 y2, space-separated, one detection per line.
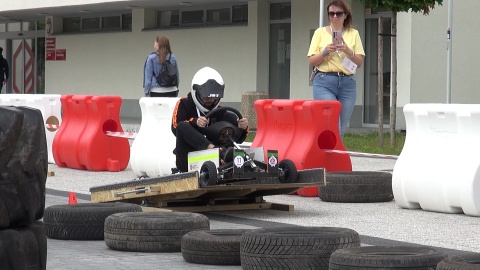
364 17 392 125
11 38 45 94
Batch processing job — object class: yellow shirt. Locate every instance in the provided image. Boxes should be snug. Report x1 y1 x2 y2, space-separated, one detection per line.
307 27 365 74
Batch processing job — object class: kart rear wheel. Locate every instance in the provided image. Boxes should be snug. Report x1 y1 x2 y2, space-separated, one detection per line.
278 159 298 183
199 161 218 187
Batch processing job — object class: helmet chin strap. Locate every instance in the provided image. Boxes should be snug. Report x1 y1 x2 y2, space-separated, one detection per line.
196 107 205 117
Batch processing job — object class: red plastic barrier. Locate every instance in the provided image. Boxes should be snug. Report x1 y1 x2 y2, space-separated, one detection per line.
251 100 352 197
251 99 274 149
52 95 130 171
52 95 88 169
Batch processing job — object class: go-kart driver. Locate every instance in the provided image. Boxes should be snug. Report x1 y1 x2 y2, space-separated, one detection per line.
171 67 249 173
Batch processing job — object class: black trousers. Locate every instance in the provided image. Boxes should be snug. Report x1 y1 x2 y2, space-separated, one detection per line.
174 112 240 172
174 121 212 172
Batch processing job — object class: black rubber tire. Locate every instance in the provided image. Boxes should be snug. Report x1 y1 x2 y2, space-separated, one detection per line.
329 246 447 269
0 221 47 270
319 171 394 203
437 254 480 270
240 226 360 270
199 161 218 187
278 159 298 183
182 229 251 265
0 106 48 228
43 203 142 240
104 212 210 252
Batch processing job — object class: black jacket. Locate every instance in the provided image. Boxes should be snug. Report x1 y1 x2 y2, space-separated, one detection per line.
171 93 248 146
0 56 8 81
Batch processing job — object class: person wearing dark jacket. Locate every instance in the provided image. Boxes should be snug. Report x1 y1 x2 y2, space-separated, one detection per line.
0 47 9 93
171 67 249 172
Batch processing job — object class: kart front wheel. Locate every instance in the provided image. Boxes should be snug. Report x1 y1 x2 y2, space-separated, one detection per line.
278 159 298 183
199 161 218 187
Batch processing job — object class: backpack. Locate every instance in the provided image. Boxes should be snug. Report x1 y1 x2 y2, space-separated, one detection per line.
155 54 178 87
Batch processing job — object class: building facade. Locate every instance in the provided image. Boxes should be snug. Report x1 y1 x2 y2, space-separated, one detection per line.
0 0 477 130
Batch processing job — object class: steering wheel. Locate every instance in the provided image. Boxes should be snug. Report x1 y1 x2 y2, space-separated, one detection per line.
204 106 243 120
202 107 244 146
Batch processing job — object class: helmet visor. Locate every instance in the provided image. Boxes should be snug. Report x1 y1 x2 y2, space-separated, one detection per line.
192 79 224 99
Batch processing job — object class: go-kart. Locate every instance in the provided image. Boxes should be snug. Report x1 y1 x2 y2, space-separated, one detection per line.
195 106 298 187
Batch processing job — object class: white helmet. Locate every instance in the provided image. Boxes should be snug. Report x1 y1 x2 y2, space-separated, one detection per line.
191 67 224 114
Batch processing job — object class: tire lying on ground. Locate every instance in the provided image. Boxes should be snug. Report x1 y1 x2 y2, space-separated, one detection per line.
240 226 360 270
43 203 142 240
437 254 480 270
105 212 210 252
319 171 393 203
329 246 447 269
0 106 48 228
182 229 252 265
0 221 47 270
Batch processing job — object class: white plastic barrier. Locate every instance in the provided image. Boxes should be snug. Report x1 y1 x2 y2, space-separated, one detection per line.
0 94 62 164
392 103 480 216
130 97 179 177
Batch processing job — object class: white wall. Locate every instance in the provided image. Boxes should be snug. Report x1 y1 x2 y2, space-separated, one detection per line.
290 0 319 100
396 12 412 108
398 1 480 105
449 1 480 103
45 5 259 103
252 0 269 94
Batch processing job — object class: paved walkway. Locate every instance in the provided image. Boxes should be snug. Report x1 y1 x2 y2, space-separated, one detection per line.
44 156 480 269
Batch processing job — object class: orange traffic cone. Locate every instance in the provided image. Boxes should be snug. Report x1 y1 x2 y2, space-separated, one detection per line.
68 192 78 204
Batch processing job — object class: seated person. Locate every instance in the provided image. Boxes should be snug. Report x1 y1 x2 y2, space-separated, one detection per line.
171 67 249 173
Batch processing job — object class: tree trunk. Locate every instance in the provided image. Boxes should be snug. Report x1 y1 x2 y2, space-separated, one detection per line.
377 17 384 147
390 13 397 146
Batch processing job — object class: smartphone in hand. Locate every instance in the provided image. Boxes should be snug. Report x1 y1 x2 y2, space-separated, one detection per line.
332 31 343 45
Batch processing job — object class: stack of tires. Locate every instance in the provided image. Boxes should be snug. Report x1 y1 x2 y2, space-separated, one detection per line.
0 106 49 270
179 226 361 269
179 226 478 269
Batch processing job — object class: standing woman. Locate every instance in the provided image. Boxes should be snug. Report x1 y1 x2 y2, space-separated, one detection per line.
144 35 179 97
307 0 365 138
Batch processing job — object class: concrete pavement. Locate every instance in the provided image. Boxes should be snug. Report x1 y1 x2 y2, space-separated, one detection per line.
44 156 480 269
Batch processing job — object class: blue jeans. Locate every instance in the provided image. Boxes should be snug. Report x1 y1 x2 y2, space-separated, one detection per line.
313 72 357 138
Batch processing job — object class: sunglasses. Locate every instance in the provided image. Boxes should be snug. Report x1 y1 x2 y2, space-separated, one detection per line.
328 11 345 17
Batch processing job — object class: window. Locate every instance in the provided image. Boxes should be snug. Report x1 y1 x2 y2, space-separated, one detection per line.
23 21 36 31
37 20 45 30
232 5 248 23
157 10 180 27
102 16 120 29
122 13 132 30
181 10 204 25
82 17 100 31
270 3 291 20
206 8 230 25
63 17 81 32
63 13 132 33
156 4 247 28
7 22 21 31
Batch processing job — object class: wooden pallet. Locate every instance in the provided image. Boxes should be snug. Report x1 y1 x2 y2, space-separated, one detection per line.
90 168 325 212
